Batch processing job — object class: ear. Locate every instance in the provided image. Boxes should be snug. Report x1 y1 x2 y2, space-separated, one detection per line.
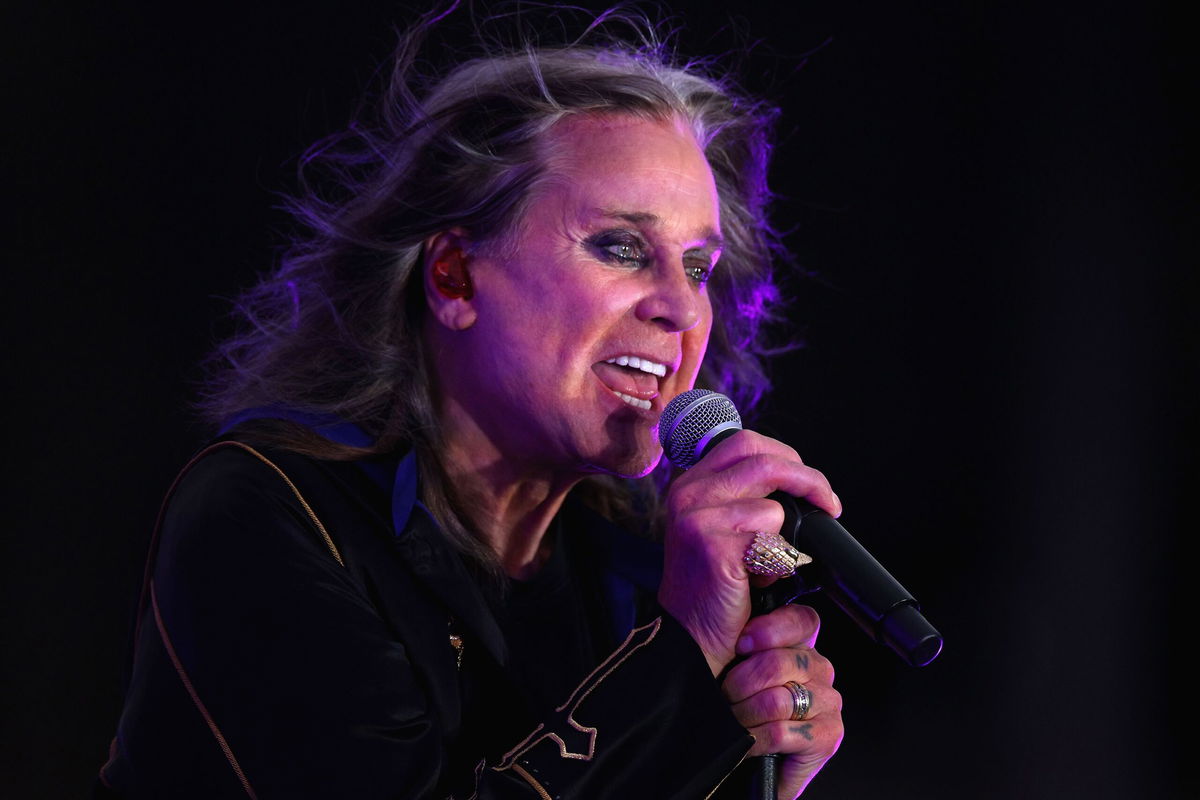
422 229 477 331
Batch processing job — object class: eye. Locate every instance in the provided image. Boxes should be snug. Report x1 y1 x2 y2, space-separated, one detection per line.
587 230 650 267
683 254 715 287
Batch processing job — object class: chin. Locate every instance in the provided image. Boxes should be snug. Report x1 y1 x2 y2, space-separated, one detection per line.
571 403 666 477
581 439 664 480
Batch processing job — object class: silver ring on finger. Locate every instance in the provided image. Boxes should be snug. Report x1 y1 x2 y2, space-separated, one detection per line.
784 680 813 721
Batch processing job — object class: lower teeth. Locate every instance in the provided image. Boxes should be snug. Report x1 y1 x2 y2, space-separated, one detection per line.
614 391 651 410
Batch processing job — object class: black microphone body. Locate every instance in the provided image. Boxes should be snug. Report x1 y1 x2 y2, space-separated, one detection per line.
769 490 943 667
658 391 943 668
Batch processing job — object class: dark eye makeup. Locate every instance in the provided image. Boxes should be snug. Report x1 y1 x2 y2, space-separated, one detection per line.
584 229 716 287
585 229 650 267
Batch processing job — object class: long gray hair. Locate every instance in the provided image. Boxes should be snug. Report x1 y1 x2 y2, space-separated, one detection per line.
200 5 791 573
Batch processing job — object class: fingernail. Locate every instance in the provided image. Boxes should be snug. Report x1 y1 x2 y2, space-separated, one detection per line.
736 635 754 654
833 493 843 518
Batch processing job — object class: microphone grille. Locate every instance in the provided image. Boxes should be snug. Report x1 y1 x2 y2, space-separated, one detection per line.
657 389 742 470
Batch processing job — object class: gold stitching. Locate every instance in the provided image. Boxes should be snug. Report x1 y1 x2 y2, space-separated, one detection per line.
495 618 662 767
220 442 345 567
106 440 347 792
510 763 553 800
152 582 259 799
703 746 753 799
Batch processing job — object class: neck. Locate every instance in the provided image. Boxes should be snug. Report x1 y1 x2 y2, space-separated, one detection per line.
437 410 582 580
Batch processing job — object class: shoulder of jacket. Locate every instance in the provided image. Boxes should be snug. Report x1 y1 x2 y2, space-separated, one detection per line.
176 438 362 497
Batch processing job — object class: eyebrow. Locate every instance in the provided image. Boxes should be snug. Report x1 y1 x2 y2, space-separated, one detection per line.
596 209 725 250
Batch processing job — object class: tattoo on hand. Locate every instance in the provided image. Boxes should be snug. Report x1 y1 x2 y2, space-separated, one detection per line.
790 724 814 741
795 652 809 671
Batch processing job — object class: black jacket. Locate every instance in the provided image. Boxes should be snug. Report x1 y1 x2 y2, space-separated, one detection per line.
96 437 753 799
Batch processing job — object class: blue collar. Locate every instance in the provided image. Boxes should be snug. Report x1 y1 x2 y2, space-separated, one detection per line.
219 407 421 537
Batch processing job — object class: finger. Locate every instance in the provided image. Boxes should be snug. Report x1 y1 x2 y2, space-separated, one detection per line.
662 500 787 596
744 712 844 759
678 449 831 505
673 432 842 518
696 430 803 472
713 455 840 518
723 647 835 704
668 496 787 541
736 605 821 656
730 682 842 730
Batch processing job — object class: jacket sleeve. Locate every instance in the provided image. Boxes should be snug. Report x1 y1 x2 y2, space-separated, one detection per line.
98 446 751 799
487 613 754 800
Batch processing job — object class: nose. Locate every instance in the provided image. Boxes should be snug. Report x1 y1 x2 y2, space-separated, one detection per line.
634 257 704 332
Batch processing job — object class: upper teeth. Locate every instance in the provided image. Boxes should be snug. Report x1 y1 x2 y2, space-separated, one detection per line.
606 355 667 377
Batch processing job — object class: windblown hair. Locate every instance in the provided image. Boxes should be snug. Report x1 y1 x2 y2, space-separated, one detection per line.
200 5 791 572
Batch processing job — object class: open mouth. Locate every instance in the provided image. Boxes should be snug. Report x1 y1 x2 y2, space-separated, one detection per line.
592 355 669 411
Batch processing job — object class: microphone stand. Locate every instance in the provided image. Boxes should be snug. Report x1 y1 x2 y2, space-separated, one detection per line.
745 578 786 800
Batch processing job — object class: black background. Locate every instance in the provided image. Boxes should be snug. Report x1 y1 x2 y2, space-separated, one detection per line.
4 1 1194 797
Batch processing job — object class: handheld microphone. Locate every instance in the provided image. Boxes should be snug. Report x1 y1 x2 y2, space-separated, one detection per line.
658 389 943 668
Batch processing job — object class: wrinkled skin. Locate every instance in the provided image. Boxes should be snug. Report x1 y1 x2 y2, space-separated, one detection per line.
658 430 845 798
